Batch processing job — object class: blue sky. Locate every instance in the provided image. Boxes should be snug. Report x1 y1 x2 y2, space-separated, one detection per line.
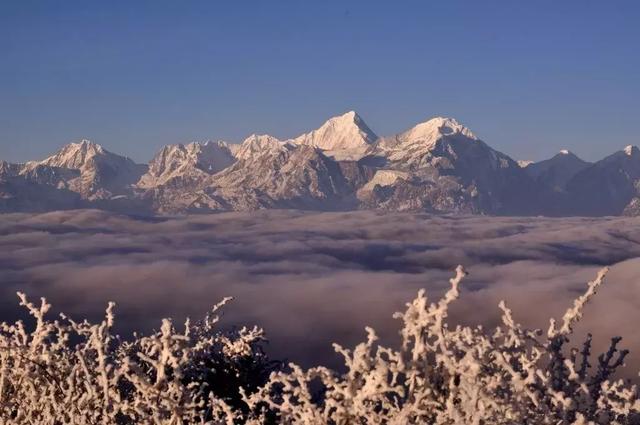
1 1 638 163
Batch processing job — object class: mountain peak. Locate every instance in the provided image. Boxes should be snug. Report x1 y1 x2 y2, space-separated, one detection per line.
71 139 104 153
242 134 283 148
386 117 477 151
339 110 358 119
624 145 639 156
328 110 365 126
412 117 477 139
517 160 534 168
41 139 109 169
181 140 229 156
139 140 235 188
553 150 584 160
235 134 287 161
291 111 377 158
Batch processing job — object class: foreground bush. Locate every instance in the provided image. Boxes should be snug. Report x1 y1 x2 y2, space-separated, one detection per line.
1 267 638 424
0 296 277 424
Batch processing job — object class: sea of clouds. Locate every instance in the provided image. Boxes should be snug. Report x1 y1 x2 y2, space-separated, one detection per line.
1 209 639 372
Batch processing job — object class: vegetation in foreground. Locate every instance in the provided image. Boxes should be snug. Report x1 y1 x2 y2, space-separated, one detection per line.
0 267 638 424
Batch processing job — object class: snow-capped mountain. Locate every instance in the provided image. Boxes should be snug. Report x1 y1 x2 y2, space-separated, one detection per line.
139 135 294 213
2 112 638 216
0 140 147 212
565 145 640 216
207 142 370 211
29 140 147 200
379 117 478 154
290 111 378 160
0 161 81 213
138 141 234 189
39 139 106 169
359 117 540 214
233 134 290 161
524 150 591 192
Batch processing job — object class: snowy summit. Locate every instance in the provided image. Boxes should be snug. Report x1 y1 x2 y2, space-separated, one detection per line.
291 111 378 160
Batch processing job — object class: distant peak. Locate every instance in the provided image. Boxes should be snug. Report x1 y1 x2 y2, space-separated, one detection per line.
324 110 370 131
549 150 590 166
244 134 281 144
235 134 286 161
323 110 358 121
290 110 377 154
401 116 477 143
55 139 106 156
71 139 102 149
429 116 459 124
554 150 580 159
428 117 474 135
517 160 534 168
624 145 638 156
341 110 358 119
38 139 116 170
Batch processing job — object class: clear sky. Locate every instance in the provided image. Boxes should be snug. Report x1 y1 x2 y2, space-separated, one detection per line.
1 1 638 163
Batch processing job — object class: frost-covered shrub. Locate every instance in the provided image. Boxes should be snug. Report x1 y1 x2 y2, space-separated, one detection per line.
245 267 640 425
1 266 639 424
0 295 275 424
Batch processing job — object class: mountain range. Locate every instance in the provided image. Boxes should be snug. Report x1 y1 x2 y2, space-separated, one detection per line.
2 111 639 217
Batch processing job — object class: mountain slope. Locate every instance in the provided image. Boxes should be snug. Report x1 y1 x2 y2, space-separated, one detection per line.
32 140 147 200
0 161 81 212
208 143 365 211
360 117 542 214
524 150 591 191
233 134 288 161
139 135 292 213
566 145 640 216
0 176 82 212
138 141 234 189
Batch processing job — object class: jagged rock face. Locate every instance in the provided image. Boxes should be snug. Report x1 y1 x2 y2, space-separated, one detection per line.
233 134 288 161
138 141 234 189
209 144 363 210
37 140 147 200
362 118 541 215
140 186 226 214
566 146 640 216
20 164 80 188
337 160 377 190
140 115 378 212
142 140 373 213
524 150 591 192
40 140 104 169
358 174 481 214
141 136 289 213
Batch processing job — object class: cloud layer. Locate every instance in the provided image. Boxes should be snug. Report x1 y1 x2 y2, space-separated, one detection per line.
1 210 639 372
